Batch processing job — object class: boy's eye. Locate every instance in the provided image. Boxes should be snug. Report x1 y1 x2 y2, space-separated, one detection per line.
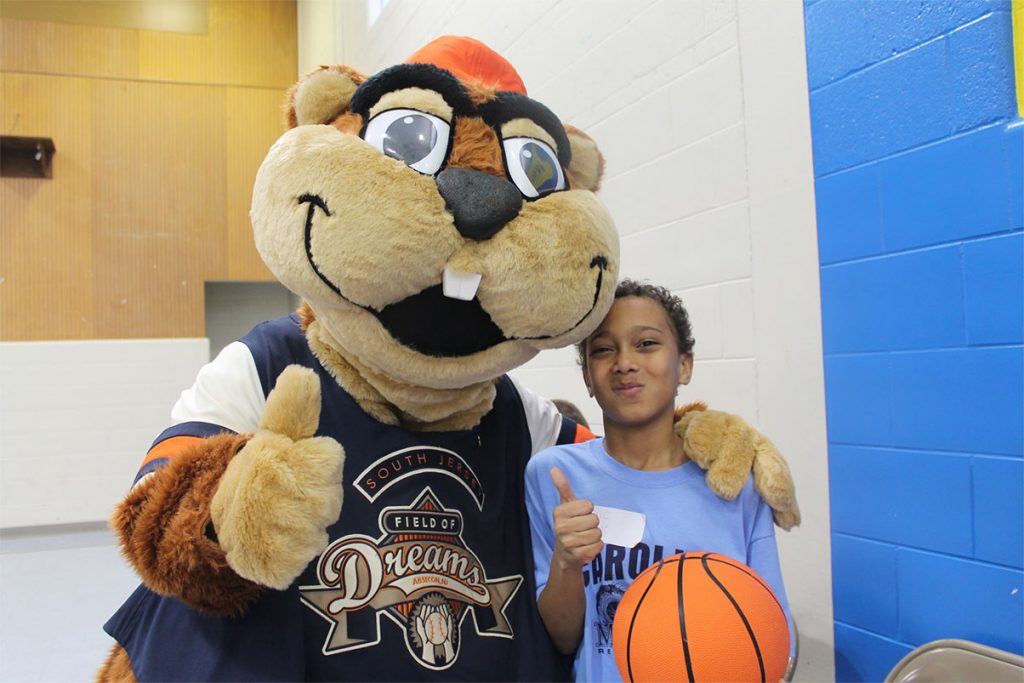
589 346 612 355
638 340 660 348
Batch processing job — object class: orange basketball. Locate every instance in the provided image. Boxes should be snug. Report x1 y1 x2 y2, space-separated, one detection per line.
612 552 789 683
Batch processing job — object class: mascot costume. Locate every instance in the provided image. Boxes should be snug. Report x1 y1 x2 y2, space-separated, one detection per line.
97 36 799 681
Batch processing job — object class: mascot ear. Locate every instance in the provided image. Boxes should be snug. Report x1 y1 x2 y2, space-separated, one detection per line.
564 124 606 192
286 65 366 129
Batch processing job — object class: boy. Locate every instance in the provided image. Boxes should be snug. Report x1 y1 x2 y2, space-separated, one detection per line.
524 280 791 681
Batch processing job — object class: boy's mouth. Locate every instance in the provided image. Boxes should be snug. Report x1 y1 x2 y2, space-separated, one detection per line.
613 382 643 397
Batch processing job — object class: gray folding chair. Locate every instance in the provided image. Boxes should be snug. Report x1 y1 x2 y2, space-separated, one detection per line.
784 616 799 681
885 638 1024 683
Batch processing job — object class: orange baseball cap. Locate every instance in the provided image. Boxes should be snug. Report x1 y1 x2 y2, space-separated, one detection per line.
405 35 527 96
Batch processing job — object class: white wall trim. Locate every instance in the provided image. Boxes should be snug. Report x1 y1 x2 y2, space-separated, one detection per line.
737 1 834 679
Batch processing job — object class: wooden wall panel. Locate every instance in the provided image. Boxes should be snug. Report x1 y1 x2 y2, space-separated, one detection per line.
1 1 296 88
1 74 96 340
89 80 228 338
224 86 282 281
0 17 141 80
137 27 208 85
204 0 297 87
0 1 296 341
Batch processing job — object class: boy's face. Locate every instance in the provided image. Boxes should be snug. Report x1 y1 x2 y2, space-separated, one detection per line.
582 296 693 430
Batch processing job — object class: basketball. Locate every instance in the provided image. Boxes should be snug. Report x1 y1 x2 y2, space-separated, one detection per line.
612 552 789 683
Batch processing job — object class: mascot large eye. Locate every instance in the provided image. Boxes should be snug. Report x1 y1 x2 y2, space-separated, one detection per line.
502 137 566 198
363 109 451 175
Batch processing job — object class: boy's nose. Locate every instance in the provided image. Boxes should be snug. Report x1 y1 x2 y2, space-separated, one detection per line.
612 353 638 373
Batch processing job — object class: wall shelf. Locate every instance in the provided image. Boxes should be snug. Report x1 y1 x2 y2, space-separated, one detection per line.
1 136 55 178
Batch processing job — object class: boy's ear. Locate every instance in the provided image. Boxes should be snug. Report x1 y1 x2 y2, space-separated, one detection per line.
678 353 694 386
582 366 594 397
286 65 367 129
564 124 605 192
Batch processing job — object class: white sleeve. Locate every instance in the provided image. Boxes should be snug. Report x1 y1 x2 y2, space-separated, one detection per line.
508 375 563 455
169 341 265 435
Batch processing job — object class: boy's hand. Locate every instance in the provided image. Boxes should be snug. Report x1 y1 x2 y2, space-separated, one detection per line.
550 467 603 570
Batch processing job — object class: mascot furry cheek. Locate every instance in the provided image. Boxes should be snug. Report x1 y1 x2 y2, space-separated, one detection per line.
97 36 798 682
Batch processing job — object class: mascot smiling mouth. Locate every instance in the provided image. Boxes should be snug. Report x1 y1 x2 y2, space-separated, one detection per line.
369 255 609 357
301 191 610 357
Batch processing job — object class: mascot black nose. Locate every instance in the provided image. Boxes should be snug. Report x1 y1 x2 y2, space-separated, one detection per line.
436 168 523 241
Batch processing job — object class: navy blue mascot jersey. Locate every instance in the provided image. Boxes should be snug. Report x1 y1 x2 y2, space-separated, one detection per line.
105 314 583 681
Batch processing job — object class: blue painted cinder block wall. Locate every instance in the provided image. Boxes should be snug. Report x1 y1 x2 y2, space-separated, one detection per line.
803 1 1023 680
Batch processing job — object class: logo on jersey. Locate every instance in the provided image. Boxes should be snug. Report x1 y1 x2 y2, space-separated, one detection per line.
299 488 522 670
594 583 625 653
354 446 485 510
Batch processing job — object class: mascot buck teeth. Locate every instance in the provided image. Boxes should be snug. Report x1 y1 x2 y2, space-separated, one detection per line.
98 36 799 681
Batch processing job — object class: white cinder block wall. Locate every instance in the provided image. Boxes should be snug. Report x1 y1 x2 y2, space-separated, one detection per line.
304 0 834 679
4 347 204 683
0 340 209 527
1 279 298 531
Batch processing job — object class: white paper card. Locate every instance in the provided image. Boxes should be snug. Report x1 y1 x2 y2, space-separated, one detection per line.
593 505 646 548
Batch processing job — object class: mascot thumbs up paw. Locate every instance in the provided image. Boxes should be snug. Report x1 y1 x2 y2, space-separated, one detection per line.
99 36 797 682
211 365 345 590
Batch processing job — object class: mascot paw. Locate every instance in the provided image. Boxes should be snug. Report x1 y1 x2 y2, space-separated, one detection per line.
675 406 799 529
675 408 756 500
211 365 345 589
770 501 802 531
751 435 802 531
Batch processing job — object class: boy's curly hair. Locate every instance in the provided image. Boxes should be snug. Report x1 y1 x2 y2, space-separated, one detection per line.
576 279 695 366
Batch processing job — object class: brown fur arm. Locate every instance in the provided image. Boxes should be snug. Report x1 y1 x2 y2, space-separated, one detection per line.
674 403 801 530
113 433 263 615
96 644 136 683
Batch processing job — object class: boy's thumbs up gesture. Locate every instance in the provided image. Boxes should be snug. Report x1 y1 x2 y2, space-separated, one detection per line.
550 467 603 569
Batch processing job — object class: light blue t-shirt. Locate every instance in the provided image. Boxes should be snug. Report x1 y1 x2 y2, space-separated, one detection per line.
525 437 790 683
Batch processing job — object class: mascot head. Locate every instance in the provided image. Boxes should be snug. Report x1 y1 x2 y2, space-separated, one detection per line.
251 36 618 393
